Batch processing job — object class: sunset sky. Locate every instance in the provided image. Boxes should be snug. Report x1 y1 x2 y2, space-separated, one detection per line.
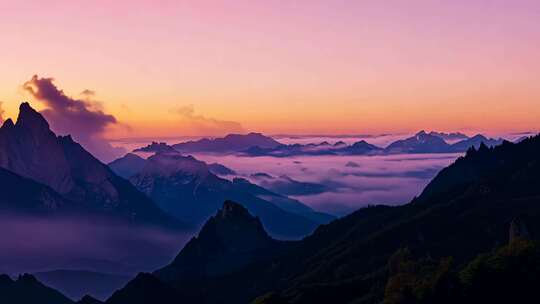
0 0 539 138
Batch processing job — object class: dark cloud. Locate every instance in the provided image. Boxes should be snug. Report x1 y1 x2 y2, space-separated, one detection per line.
174 104 244 135
251 172 274 179
22 75 126 162
345 161 360 167
80 89 96 97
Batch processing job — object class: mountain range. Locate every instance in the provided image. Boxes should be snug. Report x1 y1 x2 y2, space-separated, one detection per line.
133 130 505 157
33 270 130 301
171 132 282 153
384 131 504 154
109 151 333 239
427 131 469 141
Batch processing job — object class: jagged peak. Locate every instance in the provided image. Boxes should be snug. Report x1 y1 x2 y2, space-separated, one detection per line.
124 152 145 160
78 295 104 304
1 118 14 129
0 274 13 283
193 200 272 252
352 140 370 146
16 102 50 132
17 273 39 283
59 134 74 142
478 142 490 152
470 134 488 140
219 200 252 219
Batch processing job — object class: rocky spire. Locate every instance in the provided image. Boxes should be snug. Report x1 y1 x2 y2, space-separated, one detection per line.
200 200 272 252
17 102 49 128
15 102 53 140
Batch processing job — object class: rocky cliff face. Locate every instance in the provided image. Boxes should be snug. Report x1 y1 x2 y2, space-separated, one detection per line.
0 103 75 194
0 166 70 213
0 103 182 228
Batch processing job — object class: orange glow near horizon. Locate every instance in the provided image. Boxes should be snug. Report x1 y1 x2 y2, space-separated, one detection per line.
1 0 539 138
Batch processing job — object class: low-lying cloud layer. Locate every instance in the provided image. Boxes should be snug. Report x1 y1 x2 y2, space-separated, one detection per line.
192 151 460 216
0 215 190 275
23 75 125 162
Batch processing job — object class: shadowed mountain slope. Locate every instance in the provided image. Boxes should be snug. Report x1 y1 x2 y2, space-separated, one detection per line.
0 274 74 304
125 152 322 239
33 270 130 301
0 103 183 228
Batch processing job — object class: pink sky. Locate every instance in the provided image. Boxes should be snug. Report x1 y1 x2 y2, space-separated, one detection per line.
0 0 539 137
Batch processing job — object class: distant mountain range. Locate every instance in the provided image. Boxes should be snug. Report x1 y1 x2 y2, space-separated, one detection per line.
427 131 469 141
384 131 504 154
132 130 506 157
171 132 282 153
133 142 177 154
109 151 334 239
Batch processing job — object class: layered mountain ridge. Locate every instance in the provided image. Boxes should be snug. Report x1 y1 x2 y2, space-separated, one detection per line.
134 130 505 157
110 151 331 239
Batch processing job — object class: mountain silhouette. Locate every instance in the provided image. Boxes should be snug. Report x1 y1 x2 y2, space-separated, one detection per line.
0 103 183 228
108 153 147 179
33 270 130 301
133 142 177 154
136 131 503 157
449 134 503 152
108 201 289 304
385 131 503 154
114 151 325 238
156 201 280 281
242 140 382 157
0 166 72 214
0 274 73 304
172 132 282 153
385 130 451 153
428 131 469 141
207 162 237 176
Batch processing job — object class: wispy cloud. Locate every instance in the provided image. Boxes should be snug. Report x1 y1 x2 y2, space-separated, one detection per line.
22 75 125 162
173 104 244 135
